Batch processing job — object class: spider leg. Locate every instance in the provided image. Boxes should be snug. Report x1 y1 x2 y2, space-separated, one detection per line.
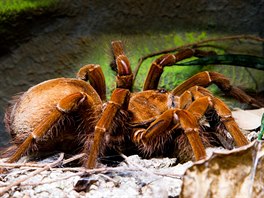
77 64 106 101
183 87 248 146
111 40 133 90
133 89 248 162
177 86 213 110
211 97 249 146
172 71 263 108
85 88 130 168
177 86 210 109
85 41 133 168
132 108 206 161
7 92 94 163
143 48 215 90
133 109 175 144
143 47 262 107
176 109 207 161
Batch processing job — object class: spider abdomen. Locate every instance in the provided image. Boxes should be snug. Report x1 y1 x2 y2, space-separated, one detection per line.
4 78 102 154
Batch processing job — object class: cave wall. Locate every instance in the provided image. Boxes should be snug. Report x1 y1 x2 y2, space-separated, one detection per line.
0 0 264 146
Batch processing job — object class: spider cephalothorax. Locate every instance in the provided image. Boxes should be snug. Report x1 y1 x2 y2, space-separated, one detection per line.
3 40 263 168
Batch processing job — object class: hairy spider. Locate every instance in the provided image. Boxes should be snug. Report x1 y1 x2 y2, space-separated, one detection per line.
3 41 262 168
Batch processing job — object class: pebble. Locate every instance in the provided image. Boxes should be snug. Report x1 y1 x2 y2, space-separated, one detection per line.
0 127 257 198
0 155 186 197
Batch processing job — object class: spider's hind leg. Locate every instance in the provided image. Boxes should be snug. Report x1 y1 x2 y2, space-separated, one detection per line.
7 92 95 163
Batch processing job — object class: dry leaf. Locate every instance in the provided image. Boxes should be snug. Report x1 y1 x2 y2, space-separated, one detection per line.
180 141 264 198
232 108 264 130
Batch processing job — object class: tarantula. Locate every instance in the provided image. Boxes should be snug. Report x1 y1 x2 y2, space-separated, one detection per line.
3 40 262 168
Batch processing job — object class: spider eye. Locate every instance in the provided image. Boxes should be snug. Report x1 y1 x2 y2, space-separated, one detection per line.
157 88 167 93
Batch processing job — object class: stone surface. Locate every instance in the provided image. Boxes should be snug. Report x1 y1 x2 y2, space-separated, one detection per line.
0 112 261 198
0 155 190 198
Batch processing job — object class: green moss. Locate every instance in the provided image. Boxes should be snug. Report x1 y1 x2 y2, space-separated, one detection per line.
0 0 57 13
79 31 263 107
80 32 211 95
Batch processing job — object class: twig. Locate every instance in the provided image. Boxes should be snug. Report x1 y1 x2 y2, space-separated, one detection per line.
0 153 64 196
98 173 119 186
120 153 182 179
133 34 264 81
3 166 139 187
19 167 86 171
0 154 182 189
0 153 85 169
0 161 48 168
153 171 183 179
62 153 86 165
20 171 85 187
120 153 158 177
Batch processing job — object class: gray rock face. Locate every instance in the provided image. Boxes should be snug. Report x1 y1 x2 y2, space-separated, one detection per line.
1 0 264 146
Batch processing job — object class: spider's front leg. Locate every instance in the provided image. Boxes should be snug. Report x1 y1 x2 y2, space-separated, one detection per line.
210 97 249 146
77 64 106 101
144 49 263 108
111 40 134 90
143 48 216 90
132 106 207 161
177 86 248 146
85 40 133 168
85 88 130 168
132 93 249 162
171 71 263 108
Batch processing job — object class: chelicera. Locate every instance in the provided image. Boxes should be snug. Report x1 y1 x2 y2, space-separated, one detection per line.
3 41 262 168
